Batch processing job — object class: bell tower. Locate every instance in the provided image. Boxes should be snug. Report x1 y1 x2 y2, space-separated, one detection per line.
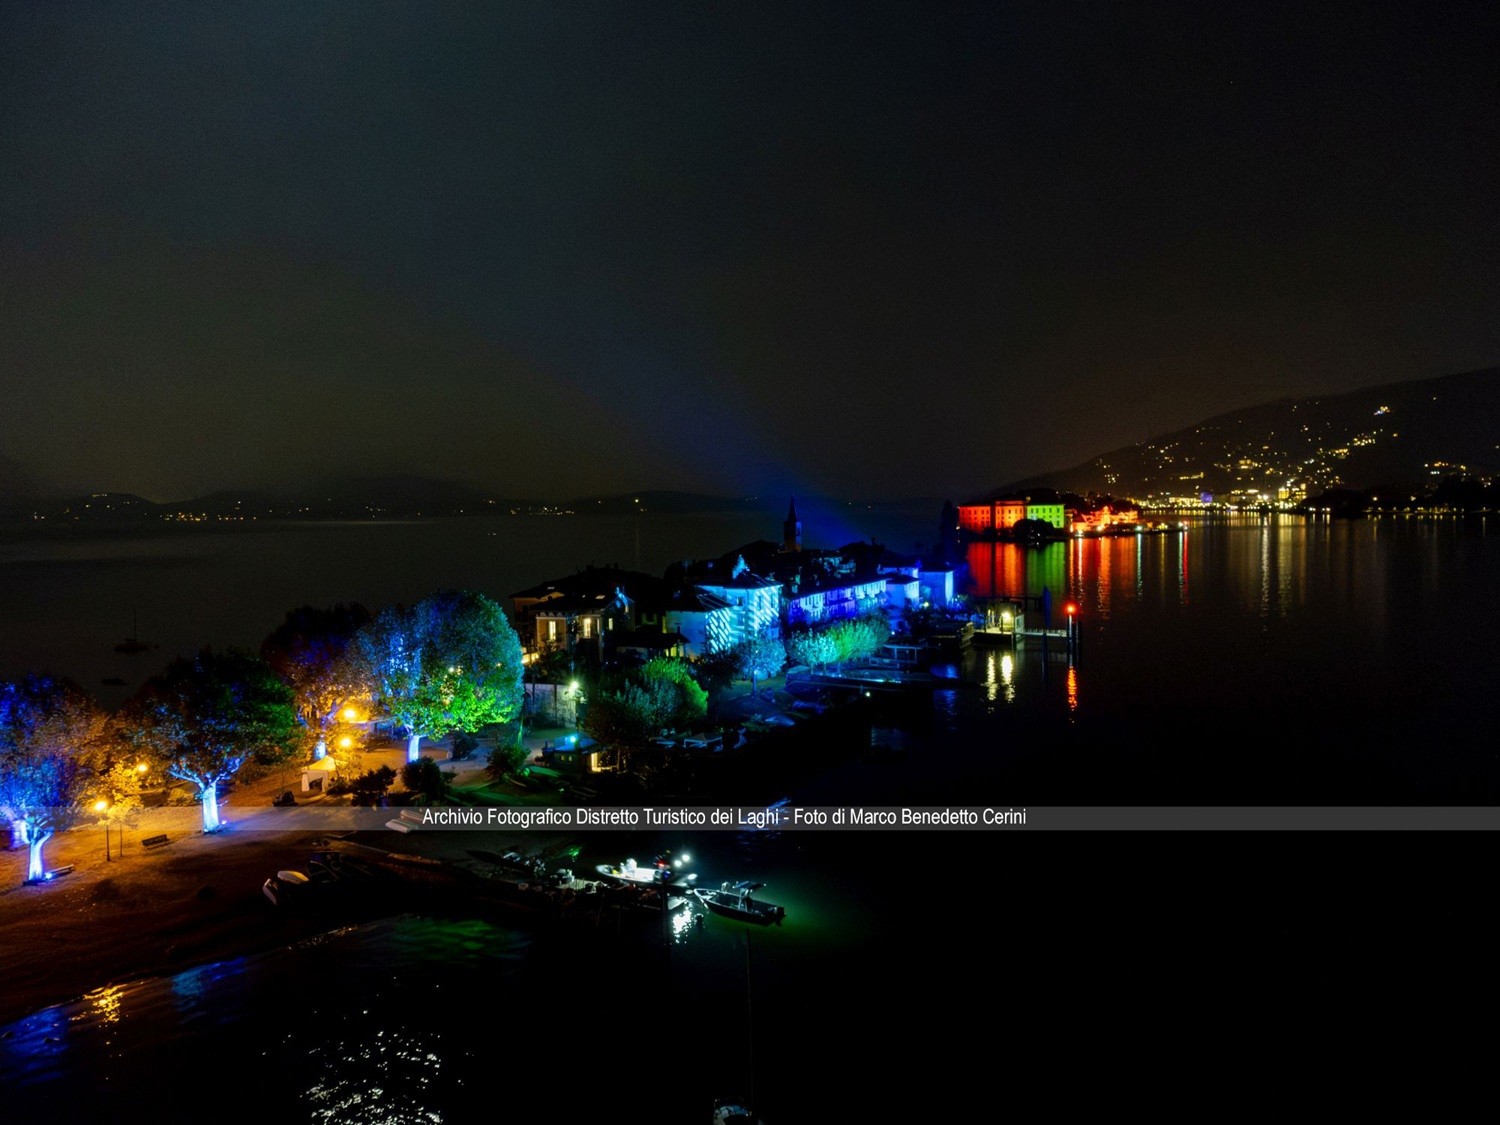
783 496 801 552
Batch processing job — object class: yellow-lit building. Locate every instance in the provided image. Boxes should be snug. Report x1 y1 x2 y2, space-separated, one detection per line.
1068 505 1141 533
996 500 1027 528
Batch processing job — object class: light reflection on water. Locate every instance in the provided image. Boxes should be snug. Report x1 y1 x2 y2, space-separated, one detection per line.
0 512 1497 1120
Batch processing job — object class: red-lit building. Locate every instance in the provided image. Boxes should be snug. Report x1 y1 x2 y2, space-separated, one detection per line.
957 498 1033 532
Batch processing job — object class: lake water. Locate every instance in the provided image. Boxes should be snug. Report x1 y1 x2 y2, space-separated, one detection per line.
2 507 1497 1119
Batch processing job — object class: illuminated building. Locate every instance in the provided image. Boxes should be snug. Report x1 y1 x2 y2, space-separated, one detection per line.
1024 502 1065 530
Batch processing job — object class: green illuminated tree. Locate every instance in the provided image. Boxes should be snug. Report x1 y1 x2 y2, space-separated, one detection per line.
354 590 525 763
829 614 890 670
640 657 707 727
786 631 838 672
580 680 672 749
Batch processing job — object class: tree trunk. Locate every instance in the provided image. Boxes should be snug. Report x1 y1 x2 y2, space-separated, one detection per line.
200 781 220 833
27 830 49 881
314 737 328 761
407 733 422 763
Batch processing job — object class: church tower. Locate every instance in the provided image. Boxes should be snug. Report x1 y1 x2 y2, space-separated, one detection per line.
783 496 802 552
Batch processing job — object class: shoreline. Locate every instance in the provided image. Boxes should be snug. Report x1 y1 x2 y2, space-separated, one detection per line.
0 826 349 1027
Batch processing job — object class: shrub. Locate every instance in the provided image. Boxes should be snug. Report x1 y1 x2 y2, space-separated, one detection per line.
400 758 447 800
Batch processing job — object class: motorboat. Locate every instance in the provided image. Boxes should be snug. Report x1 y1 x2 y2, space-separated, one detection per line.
695 881 786 926
713 1099 766 1124
594 852 697 887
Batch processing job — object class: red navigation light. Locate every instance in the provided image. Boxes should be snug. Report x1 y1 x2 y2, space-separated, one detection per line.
1064 602 1078 616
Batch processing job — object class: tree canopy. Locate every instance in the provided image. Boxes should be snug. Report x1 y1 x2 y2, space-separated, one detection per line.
261 603 373 757
354 590 525 761
0 675 109 879
736 627 786 691
787 631 838 671
124 649 298 831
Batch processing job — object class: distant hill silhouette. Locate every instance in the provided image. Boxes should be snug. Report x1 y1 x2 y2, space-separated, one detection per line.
0 471 809 524
992 366 1500 502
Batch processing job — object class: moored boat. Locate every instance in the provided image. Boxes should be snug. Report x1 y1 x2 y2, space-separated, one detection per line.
695 881 786 926
595 852 697 887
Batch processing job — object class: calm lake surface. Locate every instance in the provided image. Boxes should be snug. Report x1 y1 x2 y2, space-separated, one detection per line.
2 505 1497 1119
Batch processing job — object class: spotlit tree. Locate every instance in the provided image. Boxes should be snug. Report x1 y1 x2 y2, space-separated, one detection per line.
640 657 708 728
261 603 374 762
735 627 786 699
829 614 890 671
354 591 525 763
125 650 298 833
89 758 147 842
786 631 838 673
0 675 107 881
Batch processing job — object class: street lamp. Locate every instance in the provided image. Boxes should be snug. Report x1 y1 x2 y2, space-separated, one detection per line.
94 799 111 862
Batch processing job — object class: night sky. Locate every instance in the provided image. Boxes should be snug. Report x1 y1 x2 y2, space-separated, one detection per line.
3 2 1497 502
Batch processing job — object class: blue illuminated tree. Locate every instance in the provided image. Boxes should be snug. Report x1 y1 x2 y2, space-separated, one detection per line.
0 675 107 881
735 626 786 699
261 603 374 762
354 591 525 763
125 650 298 833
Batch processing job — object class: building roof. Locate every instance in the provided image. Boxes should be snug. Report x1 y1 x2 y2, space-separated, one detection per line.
661 585 735 614
510 564 666 602
701 571 781 591
532 591 628 616
786 575 888 601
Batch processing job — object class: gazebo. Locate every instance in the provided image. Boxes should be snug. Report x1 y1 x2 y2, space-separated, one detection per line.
301 755 340 792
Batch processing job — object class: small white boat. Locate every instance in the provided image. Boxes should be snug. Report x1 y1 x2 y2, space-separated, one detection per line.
594 852 697 886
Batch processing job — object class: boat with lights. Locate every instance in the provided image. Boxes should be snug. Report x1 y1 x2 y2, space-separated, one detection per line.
595 851 697 887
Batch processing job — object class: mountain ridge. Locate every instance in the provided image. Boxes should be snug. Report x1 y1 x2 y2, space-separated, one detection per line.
991 365 1500 503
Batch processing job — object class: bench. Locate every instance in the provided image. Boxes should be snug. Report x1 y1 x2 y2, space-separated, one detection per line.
141 834 171 849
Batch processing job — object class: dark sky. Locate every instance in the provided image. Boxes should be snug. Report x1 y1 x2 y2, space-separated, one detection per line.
3 2 1497 501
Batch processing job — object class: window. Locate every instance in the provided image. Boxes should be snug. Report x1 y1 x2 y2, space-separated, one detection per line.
547 620 558 642
581 617 593 639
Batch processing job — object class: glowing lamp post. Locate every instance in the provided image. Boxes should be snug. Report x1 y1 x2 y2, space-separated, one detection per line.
94 799 111 862
1064 603 1079 657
